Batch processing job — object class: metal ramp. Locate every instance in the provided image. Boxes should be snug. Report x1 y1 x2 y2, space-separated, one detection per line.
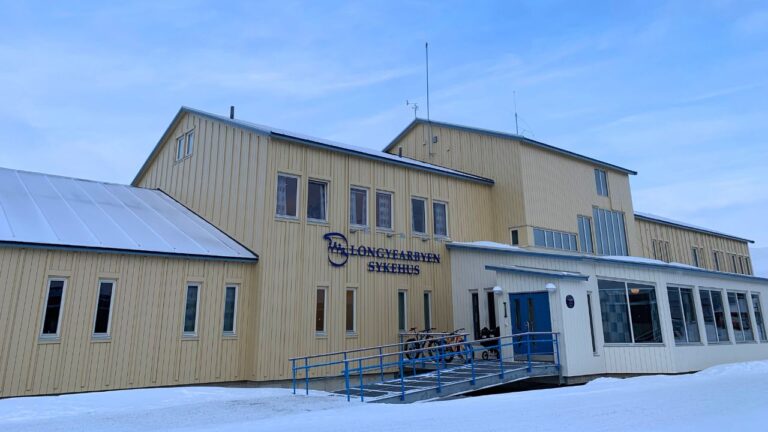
290 332 561 403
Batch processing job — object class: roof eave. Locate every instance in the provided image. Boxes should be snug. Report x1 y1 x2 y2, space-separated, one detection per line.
634 213 755 244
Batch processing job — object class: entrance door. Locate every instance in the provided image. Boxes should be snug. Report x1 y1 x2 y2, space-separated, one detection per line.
509 292 553 357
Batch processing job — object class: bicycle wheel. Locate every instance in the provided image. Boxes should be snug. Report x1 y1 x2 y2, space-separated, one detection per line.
444 346 455 364
426 339 439 360
404 339 420 360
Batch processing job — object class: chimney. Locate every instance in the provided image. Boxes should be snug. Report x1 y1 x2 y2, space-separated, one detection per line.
398 147 403 158
229 106 235 119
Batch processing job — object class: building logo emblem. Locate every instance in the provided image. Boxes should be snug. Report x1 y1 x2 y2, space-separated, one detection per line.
322 232 440 276
323 232 350 267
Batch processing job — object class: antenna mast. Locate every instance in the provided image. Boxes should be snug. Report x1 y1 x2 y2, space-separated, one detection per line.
406 100 419 119
426 42 434 155
514 91 519 135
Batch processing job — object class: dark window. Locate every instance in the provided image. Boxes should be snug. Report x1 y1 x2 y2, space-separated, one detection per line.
93 281 114 336
471 292 480 339
306 180 327 221
423 292 432 330
398 291 407 332
728 292 754 342
411 197 426 234
346 289 356 333
667 286 700 344
183 284 199 335
276 174 298 218
316 288 326 333
223 285 237 334
751 293 767 342
598 279 661 344
587 292 597 353
486 291 497 330
41 279 65 336
510 230 519 246
700 289 729 343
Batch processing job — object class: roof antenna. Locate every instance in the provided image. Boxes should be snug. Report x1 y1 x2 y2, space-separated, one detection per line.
406 100 419 119
513 91 519 135
230 106 235 120
426 42 435 155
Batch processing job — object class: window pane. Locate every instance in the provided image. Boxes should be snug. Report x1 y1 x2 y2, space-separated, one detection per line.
424 292 432 330
42 280 65 335
680 288 700 343
350 188 368 226
411 198 426 234
728 292 743 341
598 279 632 343
223 286 237 333
511 230 519 245
433 202 448 237
545 230 554 248
346 290 355 333
315 289 326 333
186 131 194 156
737 293 754 341
554 232 562 249
711 291 729 342
533 229 545 246
184 285 198 334
667 287 686 343
93 281 114 335
752 294 767 342
628 283 662 343
307 181 327 221
398 291 407 332
176 137 184 160
376 191 392 229
276 175 298 217
699 290 718 343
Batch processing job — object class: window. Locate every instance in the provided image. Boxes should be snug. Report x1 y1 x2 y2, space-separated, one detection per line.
691 247 703 268
598 279 662 344
398 290 407 332
350 187 368 227
699 289 729 343
183 284 199 336
667 286 700 344
593 207 628 256
486 291 497 329
510 230 519 246
223 285 238 335
276 174 299 218
41 278 66 338
730 254 739 274
92 280 115 337
315 288 327 334
713 251 722 271
376 190 393 230
577 216 593 254
751 293 767 342
346 289 356 334
533 228 577 251
471 291 480 339
728 292 754 342
411 197 427 234
176 136 185 161
587 292 597 354
424 291 432 330
433 201 448 237
306 180 327 222
745 257 752 275
594 169 608 196
652 239 671 262
185 131 194 156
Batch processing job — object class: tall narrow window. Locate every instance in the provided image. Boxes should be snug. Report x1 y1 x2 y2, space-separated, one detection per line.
183 284 199 336
699 289 729 343
486 291 497 330
41 278 66 338
713 251 721 271
346 289 356 334
315 288 327 334
728 292 754 342
423 291 432 330
731 255 739 274
176 136 185 161
223 285 238 335
510 230 519 246
598 279 631 343
306 180 327 222
350 187 368 227
93 280 115 337
471 292 480 339
376 191 393 230
593 208 628 256
587 292 597 354
433 201 448 237
598 279 661 344
594 169 608 196
691 247 701 268
398 290 407 332
276 174 299 218
667 286 700 344
751 293 767 342
185 131 195 156
577 215 593 253
411 197 426 234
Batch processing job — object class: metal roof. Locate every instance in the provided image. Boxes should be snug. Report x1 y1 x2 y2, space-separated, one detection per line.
485 264 590 281
0 167 258 262
634 211 754 244
132 107 494 186
384 118 638 175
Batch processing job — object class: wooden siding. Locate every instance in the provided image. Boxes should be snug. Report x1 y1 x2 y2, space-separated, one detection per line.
0 247 255 398
636 218 752 274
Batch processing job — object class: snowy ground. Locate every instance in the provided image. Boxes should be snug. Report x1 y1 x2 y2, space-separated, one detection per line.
2 361 767 432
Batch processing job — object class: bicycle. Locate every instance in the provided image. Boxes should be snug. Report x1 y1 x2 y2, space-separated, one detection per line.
403 327 438 360
440 328 470 363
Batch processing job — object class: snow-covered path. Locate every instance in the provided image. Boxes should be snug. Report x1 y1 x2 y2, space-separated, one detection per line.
2 361 767 431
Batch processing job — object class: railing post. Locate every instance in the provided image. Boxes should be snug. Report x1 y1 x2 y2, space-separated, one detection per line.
436 353 442 394
555 333 561 370
304 357 309 395
344 358 351 402
359 359 364 402
526 333 532 372
291 358 297 394
379 347 384 383
498 336 504 379
399 351 405 401
469 344 476 385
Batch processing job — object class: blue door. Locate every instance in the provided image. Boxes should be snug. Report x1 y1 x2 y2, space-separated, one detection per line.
509 292 553 356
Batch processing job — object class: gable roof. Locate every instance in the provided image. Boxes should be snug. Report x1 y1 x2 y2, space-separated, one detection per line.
385 118 638 175
132 107 495 186
0 167 258 262
635 211 754 244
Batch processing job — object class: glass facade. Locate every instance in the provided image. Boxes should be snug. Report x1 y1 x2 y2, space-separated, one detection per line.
598 279 662 344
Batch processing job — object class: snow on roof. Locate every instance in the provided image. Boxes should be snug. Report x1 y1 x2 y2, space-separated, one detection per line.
0 167 258 261
449 241 522 251
635 211 754 244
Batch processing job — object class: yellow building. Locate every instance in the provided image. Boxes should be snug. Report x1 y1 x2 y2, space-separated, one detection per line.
0 107 765 398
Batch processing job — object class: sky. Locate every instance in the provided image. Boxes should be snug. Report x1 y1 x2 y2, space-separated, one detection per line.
0 1 766 272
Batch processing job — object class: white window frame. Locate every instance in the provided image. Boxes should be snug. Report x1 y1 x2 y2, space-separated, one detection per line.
222 284 239 336
411 196 428 235
375 190 394 231
315 287 328 336
595 168 609 196
727 290 755 342
183 283 201 337
275 173 300 219
349 186 369 228
398 290 408 333
40 277 67 339
306 179 329 223
92 279 116 339
176 136 185 161
432 200 449 238
185 130 195 157
346 288 357 335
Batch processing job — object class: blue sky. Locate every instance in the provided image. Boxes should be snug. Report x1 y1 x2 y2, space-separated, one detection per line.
1 1 766 271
